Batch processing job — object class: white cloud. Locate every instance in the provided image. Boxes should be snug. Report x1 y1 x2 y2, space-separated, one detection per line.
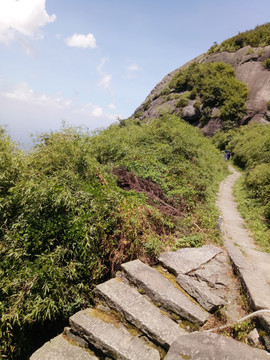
107 102 116 110
0 0 56 44
97 57 113 94
66 33 97 49
0 81 119 146
127 63 139 79
2 82 71 108
91 105 103 117
99 73 112 90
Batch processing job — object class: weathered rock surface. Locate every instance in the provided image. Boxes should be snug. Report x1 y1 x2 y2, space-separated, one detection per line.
247 328 260 346
164 332 270 360
159 245 222 275
30 334 98 360
70 309 160 360
181 105 201 123
225 240 270 311
134 45 270 132
193 253 231 288
176 273 225 312
121 259 208 324
95 278 185 348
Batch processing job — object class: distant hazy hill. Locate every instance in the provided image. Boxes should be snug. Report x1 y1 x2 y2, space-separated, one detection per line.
134 23 270 135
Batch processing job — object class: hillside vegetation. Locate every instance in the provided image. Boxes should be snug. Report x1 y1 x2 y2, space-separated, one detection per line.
213 123 270 250
0 116 227 360
208 22 270 54
135 62 249 133
162 62 248 128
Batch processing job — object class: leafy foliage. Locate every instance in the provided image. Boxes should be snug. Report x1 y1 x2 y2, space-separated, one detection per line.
0 119 227 359
263 58 270 69
163 62 248 128
208 23 270 54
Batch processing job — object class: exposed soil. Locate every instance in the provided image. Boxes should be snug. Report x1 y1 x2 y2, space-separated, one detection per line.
113 166 186 217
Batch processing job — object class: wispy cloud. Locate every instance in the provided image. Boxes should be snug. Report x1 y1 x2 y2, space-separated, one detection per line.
126 63 139 79
107 102 116 110
0 81 119 145
65 33 97 49
0 0 56 44
1 82 71 108
97 57 113 94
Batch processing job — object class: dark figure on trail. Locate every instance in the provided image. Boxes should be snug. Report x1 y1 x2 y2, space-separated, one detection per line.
224 150 232 160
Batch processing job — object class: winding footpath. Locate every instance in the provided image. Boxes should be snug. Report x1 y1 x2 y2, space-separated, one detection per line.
217 165 270 329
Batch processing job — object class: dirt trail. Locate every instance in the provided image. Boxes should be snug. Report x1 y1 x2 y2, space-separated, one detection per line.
216 165 270 286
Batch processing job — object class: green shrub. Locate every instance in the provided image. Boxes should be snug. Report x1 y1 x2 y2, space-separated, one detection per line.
263 58 270 69
176 92 190 108
226 123 270 234
166 62 248 128
245 48 255 55
208 23 270 54
0 119 228 359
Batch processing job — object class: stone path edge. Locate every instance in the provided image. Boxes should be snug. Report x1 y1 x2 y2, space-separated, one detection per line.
225 240 270 332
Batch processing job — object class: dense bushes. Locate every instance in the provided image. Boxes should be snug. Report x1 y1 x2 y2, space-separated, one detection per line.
163 62 248 128
208 23 270 54
0 118 227 359
213 124 270 249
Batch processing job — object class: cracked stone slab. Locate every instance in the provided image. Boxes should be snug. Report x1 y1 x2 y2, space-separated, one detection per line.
30 334 98 360
121 259 208 325
176 273 225 312
158 245 222 275
95 278 185 349
70 309 160 360
194 253 232 288
164 332 270 360
225 241 270 315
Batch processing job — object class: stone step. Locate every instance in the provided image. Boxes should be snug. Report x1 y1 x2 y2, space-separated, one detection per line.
121 259 208 324
30 334 99 360
176 273 225 312
158 245 222 275
70 308 160 360
95 278 186 349
164 332 270 360
225 240 270 332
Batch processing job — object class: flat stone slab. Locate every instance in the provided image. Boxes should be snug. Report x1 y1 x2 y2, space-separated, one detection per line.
194 253 231 288
164 332 270 360
176 273 225 312
225 241 270 311
121 259 208 324
30 334 98 360
159 245 222 275
70 309 160 360
95 278 185 349
225 241 270 332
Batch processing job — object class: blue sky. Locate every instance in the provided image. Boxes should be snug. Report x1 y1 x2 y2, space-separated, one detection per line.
1 0 270 147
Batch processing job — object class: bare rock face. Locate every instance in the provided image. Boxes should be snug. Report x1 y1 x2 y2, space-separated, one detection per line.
205 45 270 123
182 105 201 123
134 45 270 131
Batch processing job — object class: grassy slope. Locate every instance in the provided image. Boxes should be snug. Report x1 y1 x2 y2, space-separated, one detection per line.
0 117 228 359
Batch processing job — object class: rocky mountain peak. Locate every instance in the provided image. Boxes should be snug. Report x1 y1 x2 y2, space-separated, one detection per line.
134 39 270 136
